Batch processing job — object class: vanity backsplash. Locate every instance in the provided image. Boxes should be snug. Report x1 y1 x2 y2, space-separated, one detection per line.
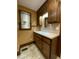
33 23 60 34
41 23 60 33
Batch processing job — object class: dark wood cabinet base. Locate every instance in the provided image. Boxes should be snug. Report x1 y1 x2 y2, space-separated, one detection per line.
34 32 60 59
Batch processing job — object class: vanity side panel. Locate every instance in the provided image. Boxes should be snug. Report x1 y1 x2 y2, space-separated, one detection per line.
51 38 58 59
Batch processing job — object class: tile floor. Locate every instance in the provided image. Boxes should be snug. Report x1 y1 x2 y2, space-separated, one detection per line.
17 43 60 59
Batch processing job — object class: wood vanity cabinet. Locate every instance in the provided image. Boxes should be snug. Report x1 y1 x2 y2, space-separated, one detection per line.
48 0 61 23
34 32 58 59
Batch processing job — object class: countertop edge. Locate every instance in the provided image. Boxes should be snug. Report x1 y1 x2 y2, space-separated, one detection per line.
34 31 60 40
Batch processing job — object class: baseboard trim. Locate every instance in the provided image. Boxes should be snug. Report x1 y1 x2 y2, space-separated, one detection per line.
17 47 20 56
20 41 35 48
17 41 34 56
17 51 20 56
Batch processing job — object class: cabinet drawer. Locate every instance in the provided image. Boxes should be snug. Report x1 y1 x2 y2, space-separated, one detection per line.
42 37 51 45
34 33 41 38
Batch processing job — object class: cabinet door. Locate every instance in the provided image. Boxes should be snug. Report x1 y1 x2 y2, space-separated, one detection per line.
56 0 61 22
34 33 42 51
48 0 61 23
42 42 50 59
35 37 42 49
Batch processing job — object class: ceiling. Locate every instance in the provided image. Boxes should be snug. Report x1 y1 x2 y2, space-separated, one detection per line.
18 0 46 11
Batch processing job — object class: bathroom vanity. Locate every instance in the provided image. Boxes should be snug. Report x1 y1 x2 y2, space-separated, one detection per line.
34 31 60 59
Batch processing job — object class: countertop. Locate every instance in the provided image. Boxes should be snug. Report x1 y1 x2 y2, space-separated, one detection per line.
34 31 60 39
